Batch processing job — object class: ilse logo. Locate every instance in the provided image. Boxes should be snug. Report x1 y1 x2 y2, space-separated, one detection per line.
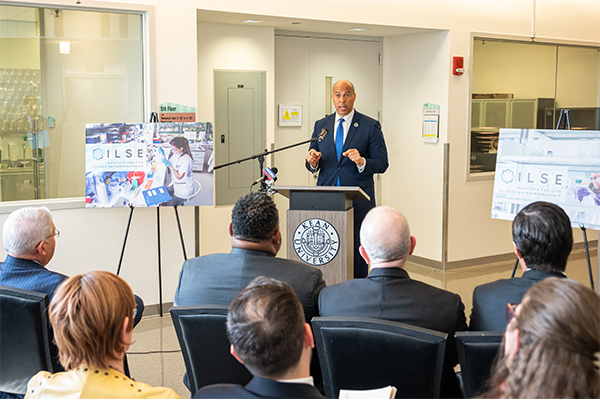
92 148 145 160
502 169 563 186
293 218 340 266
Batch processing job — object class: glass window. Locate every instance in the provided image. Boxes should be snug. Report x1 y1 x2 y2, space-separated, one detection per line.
469 39 600 177
0 5 144 201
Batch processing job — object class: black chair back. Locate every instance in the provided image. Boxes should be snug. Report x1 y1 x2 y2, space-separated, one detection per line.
312 316 447 399
455 331 503 398
170 305 252 394
0 286 54 395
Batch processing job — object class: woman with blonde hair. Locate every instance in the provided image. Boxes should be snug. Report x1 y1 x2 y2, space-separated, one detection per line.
25 271 180 399
482 277 599 399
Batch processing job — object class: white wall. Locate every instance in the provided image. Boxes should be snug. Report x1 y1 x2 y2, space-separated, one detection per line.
196 21 276 255
382 31 450 262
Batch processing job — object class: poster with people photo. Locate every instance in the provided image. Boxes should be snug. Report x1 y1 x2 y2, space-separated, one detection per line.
85 122 214 207
491 129 600 230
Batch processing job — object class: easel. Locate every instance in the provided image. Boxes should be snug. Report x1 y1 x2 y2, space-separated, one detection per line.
511 109 595 290
116 112 188 316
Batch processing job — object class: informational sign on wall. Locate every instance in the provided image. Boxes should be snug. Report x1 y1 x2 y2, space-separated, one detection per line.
278 104 302 127
159 102 196 122
85 122 214 208
422 103 440 143
491 129 600 230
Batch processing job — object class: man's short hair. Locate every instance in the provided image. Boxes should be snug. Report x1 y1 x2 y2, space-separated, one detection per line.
512 201 572 272
227 276 305 379
3 207 54 256
231 192 279 241
50 271 135 370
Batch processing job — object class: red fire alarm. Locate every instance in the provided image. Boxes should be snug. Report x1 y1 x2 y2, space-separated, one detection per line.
453 56 464 75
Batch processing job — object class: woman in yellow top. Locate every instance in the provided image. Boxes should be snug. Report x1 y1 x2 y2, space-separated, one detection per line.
25 271 180 399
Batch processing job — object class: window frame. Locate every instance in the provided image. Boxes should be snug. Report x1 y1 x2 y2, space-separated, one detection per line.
0 1 154 212
466 32 600 182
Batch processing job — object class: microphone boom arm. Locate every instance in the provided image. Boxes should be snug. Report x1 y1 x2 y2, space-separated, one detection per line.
214 135 321 170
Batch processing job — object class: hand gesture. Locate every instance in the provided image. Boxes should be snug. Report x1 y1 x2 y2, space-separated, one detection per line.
343 149 365 167
306 149 322 168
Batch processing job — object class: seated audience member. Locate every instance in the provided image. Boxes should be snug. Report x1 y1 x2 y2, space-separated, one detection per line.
469 201 571 331
0 207 144 381
194 276 326 399
481 277 599 399
25 271 180 399
174 191 326 322
1 207 67 301
318 206 467 398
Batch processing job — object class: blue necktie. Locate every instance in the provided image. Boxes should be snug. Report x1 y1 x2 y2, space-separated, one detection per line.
335 118 344 186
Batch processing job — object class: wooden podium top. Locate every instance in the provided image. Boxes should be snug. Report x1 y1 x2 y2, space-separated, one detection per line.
273 186 369 212
273 186 370 201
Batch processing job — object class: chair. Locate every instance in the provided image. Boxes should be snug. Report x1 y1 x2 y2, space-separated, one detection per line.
183 179 201 205
311 317 447 399
454 331 503 398
170 305 252 395
0 286 54 396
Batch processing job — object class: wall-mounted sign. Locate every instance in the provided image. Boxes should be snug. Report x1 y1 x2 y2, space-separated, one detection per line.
423 103 440 143
278 104 302 127
159 102 196 122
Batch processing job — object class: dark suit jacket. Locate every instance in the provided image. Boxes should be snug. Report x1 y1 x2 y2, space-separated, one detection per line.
194 376 326 399
0 255 67 301
173 248 326 322
319 267 468 398
469 269 566 331
305 111 388 220
0 255 68 379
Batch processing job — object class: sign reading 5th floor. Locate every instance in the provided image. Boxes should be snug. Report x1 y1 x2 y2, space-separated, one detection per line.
159 102 196 123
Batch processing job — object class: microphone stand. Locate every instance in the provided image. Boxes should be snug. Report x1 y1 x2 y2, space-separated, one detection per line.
214 135 323 192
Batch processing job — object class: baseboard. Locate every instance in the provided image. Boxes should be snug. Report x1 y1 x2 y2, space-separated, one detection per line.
409 240 598 271
143 302 174 317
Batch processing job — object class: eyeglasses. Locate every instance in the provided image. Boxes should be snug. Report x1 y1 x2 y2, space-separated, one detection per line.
46 229 60 240
506 302 519 322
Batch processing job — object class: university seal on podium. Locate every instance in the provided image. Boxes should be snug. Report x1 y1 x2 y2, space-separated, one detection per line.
293 218 340 266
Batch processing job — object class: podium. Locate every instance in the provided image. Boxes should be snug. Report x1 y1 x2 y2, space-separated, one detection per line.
274 186 370 286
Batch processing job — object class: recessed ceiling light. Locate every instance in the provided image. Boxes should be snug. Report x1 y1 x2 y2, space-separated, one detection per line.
241 19 264 24
346 27 370 32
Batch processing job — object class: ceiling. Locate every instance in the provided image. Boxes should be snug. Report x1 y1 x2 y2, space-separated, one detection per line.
196 10 437 38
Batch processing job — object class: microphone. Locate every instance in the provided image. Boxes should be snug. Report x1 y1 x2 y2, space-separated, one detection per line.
317 128 328 143
252 167 278 186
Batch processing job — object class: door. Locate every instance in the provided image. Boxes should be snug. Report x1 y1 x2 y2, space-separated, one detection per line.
214 70 266 206
274 34 382 197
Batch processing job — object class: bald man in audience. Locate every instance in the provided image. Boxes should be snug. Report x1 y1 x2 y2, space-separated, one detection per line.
319 206 468 398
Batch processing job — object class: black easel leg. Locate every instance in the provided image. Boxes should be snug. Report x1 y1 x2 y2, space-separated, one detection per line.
117 206 135 276
580 225 595 290
173 206 187 260
157 207 163 316
511 258 519 278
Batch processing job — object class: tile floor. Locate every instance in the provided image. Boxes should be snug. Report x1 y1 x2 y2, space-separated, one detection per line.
127 248 597 399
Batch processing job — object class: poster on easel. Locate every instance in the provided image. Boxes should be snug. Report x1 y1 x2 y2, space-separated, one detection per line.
491 129 600 230
85 122 214 208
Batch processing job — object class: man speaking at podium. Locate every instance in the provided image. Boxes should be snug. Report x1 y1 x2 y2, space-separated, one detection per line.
305 79 388 279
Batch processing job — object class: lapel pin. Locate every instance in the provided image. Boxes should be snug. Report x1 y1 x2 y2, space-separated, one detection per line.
354 123 359 128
